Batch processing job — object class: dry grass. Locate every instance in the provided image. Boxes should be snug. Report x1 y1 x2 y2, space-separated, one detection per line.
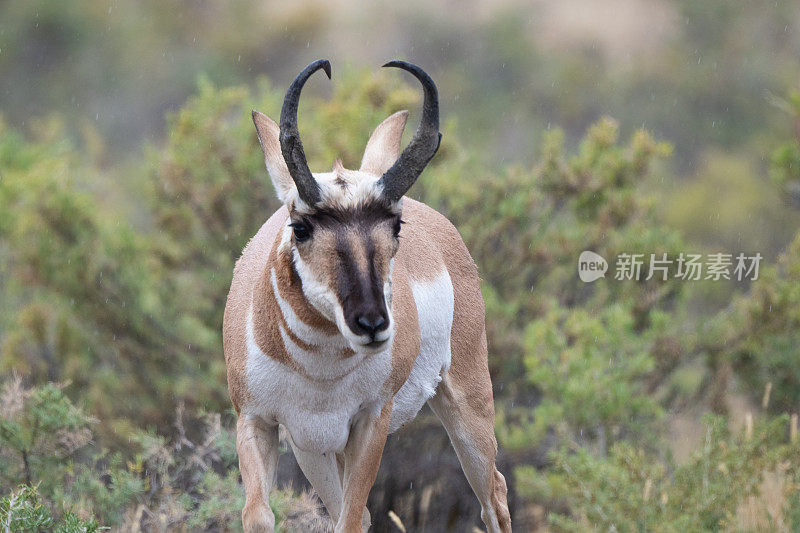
279 489 332 533
668 389 797 532
736 469 788 532
0 374 26 420
387 510 406 532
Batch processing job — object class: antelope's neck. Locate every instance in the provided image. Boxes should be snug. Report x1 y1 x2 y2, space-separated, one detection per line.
250 245 358 380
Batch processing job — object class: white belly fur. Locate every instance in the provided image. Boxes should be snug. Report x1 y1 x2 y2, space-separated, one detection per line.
243 270 454 453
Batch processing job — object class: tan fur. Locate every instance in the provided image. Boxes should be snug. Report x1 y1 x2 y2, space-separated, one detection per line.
225 203 424 405
224 107 511 532
272 245 339 335
252 247 354 375
339 401 393 532
237 415 279 532
409 200 511 529
251 258 306 373
381 249 420 396
223 205 288 413
292 222 393 306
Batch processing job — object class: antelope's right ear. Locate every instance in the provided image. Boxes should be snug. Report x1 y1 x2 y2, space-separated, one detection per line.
252 110 295 204
360 110 409 176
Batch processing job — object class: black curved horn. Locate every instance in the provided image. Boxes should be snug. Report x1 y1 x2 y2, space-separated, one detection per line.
377 61 441 202
280 59 331 206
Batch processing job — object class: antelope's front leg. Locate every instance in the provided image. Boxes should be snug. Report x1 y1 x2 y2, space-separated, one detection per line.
236 414 280 533
337 401 392 533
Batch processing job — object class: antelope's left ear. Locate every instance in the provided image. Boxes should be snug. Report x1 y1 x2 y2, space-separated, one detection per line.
252 110 295 204
360 110 409 176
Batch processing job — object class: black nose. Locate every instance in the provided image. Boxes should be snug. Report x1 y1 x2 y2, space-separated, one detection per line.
355 314 387 336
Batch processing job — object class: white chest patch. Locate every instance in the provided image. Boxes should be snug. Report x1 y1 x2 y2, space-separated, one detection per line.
243 270 454 452
244 307 392 454
388 270 454 433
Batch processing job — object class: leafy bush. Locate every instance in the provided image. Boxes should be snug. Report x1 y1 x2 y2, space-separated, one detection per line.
0 377 320 530
0 485 99 533
769 85 800 208
0 117 221 437
701 93 800 415
522 415 800 532
715 230 800 414
502 302 666 451
0 379 93 493
4 67 800 529
475 119 688 463
509 86 800 529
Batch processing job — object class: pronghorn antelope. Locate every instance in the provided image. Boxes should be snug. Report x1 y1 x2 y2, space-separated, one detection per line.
223 59 511 533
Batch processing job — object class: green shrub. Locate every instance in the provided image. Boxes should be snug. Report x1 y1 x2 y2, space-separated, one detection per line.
0 378 314 529
0 485 99 533
0 379 94 497
526 415 800 532
504 302 666 451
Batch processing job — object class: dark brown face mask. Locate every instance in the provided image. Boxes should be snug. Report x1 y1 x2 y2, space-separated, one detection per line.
291 201 400 343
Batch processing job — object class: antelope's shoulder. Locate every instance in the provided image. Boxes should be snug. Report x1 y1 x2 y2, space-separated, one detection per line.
233 206 289 287
397 198 478 281
224 205 288 342
223 206 289 410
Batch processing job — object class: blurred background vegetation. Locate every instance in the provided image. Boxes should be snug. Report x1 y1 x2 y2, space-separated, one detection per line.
2 0 800 531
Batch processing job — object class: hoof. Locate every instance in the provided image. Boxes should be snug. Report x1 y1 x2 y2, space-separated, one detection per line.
243 500 275 533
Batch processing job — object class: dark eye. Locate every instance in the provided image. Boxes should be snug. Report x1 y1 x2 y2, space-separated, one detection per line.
290 222 311 242
393 217 404 237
